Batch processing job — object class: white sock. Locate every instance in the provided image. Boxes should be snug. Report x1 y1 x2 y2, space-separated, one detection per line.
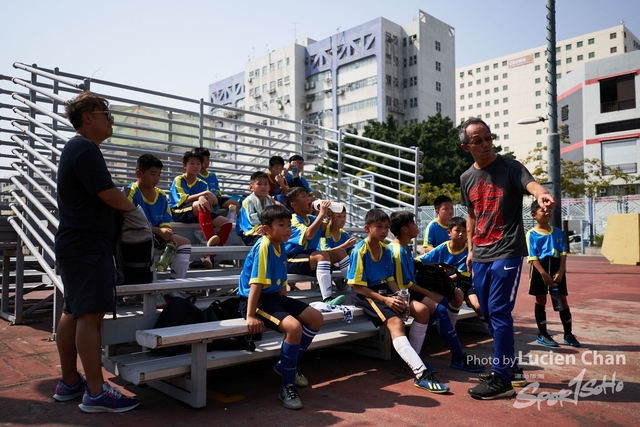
408 321 428 354
338 256 350 279
316 261 333 300
170 244 191 279
393 336 425 377
448 302 459 326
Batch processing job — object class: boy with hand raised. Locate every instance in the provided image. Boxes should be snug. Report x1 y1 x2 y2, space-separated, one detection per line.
238 205 323 410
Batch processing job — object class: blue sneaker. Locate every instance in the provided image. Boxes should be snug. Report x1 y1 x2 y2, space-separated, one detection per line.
563 334 581 347
274 362 308 387
53 374 86 401
414 370 450 394
451 353 486 373
536 334 559 347
78 382 140 413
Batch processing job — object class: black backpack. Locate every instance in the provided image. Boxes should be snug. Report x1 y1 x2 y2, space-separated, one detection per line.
115 204 154 285
413 262 457 301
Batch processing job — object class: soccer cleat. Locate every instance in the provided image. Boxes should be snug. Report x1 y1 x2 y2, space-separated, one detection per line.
536 334 559 347
451 353 486 373
324 295 345 307
414 370 450 393
478 367 527 387
279 385 303 410
468 371 515 400
53 374 86 402
200 256 213 269
274 362 309 387
78 382 140 413
207 235 220 247
563 333 581 347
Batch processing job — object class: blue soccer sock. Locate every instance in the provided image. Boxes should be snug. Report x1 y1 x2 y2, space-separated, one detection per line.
297 325 319 362
279 341 300 387
433 303 464 360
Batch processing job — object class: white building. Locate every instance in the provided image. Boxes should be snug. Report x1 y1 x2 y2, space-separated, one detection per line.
557 49 640 196
208 10 456 148
455 24 640 161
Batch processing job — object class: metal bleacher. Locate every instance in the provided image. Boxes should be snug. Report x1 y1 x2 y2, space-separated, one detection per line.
0 62 422 333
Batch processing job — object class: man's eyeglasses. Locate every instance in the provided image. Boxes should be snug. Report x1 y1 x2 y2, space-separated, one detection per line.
92 111 114 122
467 136 493 146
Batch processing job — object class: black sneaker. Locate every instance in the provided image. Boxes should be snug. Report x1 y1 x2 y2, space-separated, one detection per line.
536 334 559 347
478 367 527 387
563 333 581 347
468 372 515 400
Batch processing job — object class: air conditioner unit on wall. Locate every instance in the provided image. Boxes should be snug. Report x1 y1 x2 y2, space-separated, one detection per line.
337 88 345 95
304 102 311 110
268 88 276 94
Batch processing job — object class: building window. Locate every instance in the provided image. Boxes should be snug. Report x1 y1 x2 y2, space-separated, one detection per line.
436 81 441 92
436 61 441 71
566 44 572 50
459 83 464 89
477 103 481 108
494 87 499 93
468 105 473 110
502 73 507 78
485 77 490 83
435 40 441 51
484 65 489 71
255 68 260 76
476 79 481 85
404 99 408 108
600 73 636 113
502 60 507 66
494 99 499 105
386 54 392 64
535 65 540 71
493 63 498 68
404 58 407 67
284 76 290 83
602 139 638 175
611 46 617 53
588 38 594 45
468 81 473 87
262 66 267 74
262 83 267 92
476 67 481 73
556 60 561 66
502 85 508 91
485 101 490 106
494 111 499 117
412 76 417 86
535 90 541 96
277 78 282 86
436 101 442 112
536 129 542 135
534 52 540 58
503 97 508 103
386 75 392 85
536 103 541 109
493 75 499 81
468 92 473 98
485 113 490 118
504 134 509 140
495 123 500 129
459 71 464 78
589 52 595 58
566 57 572 64
286 57 290 65
393 56 399 66
477 91 481 96
503 122 509 127
577 41 583 47
577 54 584 61
503 109 508 115
393 77 399 87
610 32 617 39
535 78 541 84
460 106 465 111
556 47 561 53
460 94 465 100
485 89 490 95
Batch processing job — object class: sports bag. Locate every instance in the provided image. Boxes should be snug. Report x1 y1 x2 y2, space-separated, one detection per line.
115 205 154 285
413 261 457 301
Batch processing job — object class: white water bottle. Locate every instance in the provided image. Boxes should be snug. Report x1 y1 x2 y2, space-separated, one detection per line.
227 205 237 222
312 200 344 213
399 288 410 321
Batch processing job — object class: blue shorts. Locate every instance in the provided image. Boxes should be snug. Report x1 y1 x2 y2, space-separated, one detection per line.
171 201 221 223
57 253 116 318
350 284 399 327
239 293 310 332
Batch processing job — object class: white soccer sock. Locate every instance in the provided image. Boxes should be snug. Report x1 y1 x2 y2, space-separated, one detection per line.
408 321 428 354
316 261 333 300
338 256 350 279
393 336 426 377
170 244 191 279
448 302 459 326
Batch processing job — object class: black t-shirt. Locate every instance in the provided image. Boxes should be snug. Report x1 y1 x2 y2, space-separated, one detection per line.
460 155 534 262
54 135 116 258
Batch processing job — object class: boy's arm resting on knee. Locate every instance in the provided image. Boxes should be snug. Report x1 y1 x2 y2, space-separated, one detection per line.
246 283 264 334
98 187 136 211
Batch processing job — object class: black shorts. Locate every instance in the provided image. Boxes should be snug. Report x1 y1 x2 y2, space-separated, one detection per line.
171 201 221 223
57 253 116 318
350 284 399 327
528 257 568 296
153 233 166 248
239 293 310 332
287 251 316 276
457 276 476 298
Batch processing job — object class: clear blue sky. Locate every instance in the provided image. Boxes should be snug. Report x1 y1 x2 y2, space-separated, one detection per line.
1 0 638 172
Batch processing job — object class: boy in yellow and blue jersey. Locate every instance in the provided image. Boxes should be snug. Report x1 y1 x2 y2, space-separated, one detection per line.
389 211 484 373
319 206 357 254
283 187 348 305
127 154 191 279
422 195 454 253
236 171 273 246
193 147 241 213
417 217 482 319
238 205 323 410
169 150 232 268
527 200 580 347
347 209 450 393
